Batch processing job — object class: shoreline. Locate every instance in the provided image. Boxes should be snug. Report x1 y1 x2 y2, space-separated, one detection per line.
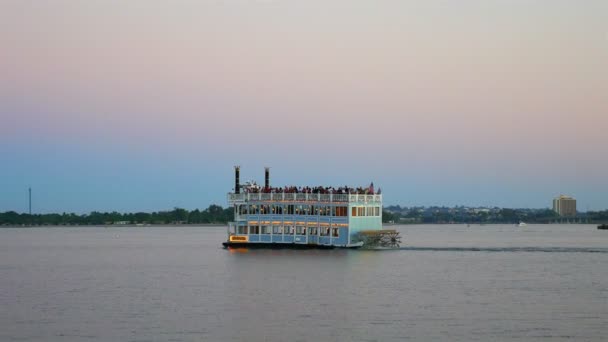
0 223 226 228
1 222 600 229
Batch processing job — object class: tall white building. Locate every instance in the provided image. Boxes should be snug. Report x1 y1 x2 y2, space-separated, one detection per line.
553 195 576 217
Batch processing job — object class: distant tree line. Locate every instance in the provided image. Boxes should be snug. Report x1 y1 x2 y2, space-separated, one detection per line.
585 210 608 223
383 206 608 224
0 205 233 226
2 206 607 226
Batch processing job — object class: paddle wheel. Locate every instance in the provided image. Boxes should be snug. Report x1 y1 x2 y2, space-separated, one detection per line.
357 229 401 248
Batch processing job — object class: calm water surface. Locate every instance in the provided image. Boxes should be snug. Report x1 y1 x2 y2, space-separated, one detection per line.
1 224 607 341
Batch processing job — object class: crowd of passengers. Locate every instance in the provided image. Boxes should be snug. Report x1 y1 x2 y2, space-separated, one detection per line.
242 183 380 195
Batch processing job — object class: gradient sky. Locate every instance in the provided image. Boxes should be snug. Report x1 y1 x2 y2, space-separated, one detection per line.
1 0 607 213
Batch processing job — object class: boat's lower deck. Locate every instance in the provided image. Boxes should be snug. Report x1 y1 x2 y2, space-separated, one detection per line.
222 242 346 249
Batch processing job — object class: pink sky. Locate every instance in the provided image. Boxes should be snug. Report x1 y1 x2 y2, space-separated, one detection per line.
1 0 607 211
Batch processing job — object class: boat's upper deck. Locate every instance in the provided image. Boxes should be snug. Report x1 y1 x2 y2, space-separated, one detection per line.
228 192 382 205
229 167 380 206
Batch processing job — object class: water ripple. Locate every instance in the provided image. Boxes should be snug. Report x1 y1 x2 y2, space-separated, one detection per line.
381 247 608 253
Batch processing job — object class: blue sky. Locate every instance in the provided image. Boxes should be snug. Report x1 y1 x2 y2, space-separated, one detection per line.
1 0 607 212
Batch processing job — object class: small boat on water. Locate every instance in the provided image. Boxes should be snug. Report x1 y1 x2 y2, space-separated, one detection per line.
517 222 527 227
598 224 608 230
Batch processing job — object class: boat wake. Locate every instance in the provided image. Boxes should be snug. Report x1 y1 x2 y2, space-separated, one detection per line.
369 246 608 253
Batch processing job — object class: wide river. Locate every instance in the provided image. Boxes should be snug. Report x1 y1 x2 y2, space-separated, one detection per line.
1 224 607 341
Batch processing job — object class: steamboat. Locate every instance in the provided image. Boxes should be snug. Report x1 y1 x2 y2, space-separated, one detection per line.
223 167 400 249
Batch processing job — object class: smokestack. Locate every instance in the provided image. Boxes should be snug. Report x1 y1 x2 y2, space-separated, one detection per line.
265 167 270 189
234 166 240 194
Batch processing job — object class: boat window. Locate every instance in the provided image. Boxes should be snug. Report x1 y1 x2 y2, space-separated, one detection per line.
352 207 357 216
237 226 247 234
375 207 380 216
238 205 248 215
250 205 258 215
260 205 269 215
332 228 339 237
358 207 365 216
336 207 347 217
296 226 306 235
249 225 260 234
310 227 318 235
272 226 282 234
320 227 330 236
295 205 303 215
287 205 294 215
284 226 294 235
261 225 271 234
366 207 373 216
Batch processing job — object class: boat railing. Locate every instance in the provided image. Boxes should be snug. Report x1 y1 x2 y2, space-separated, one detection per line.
228 193 381 204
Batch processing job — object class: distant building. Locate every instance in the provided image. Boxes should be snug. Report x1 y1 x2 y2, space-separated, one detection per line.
553 195 576 216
